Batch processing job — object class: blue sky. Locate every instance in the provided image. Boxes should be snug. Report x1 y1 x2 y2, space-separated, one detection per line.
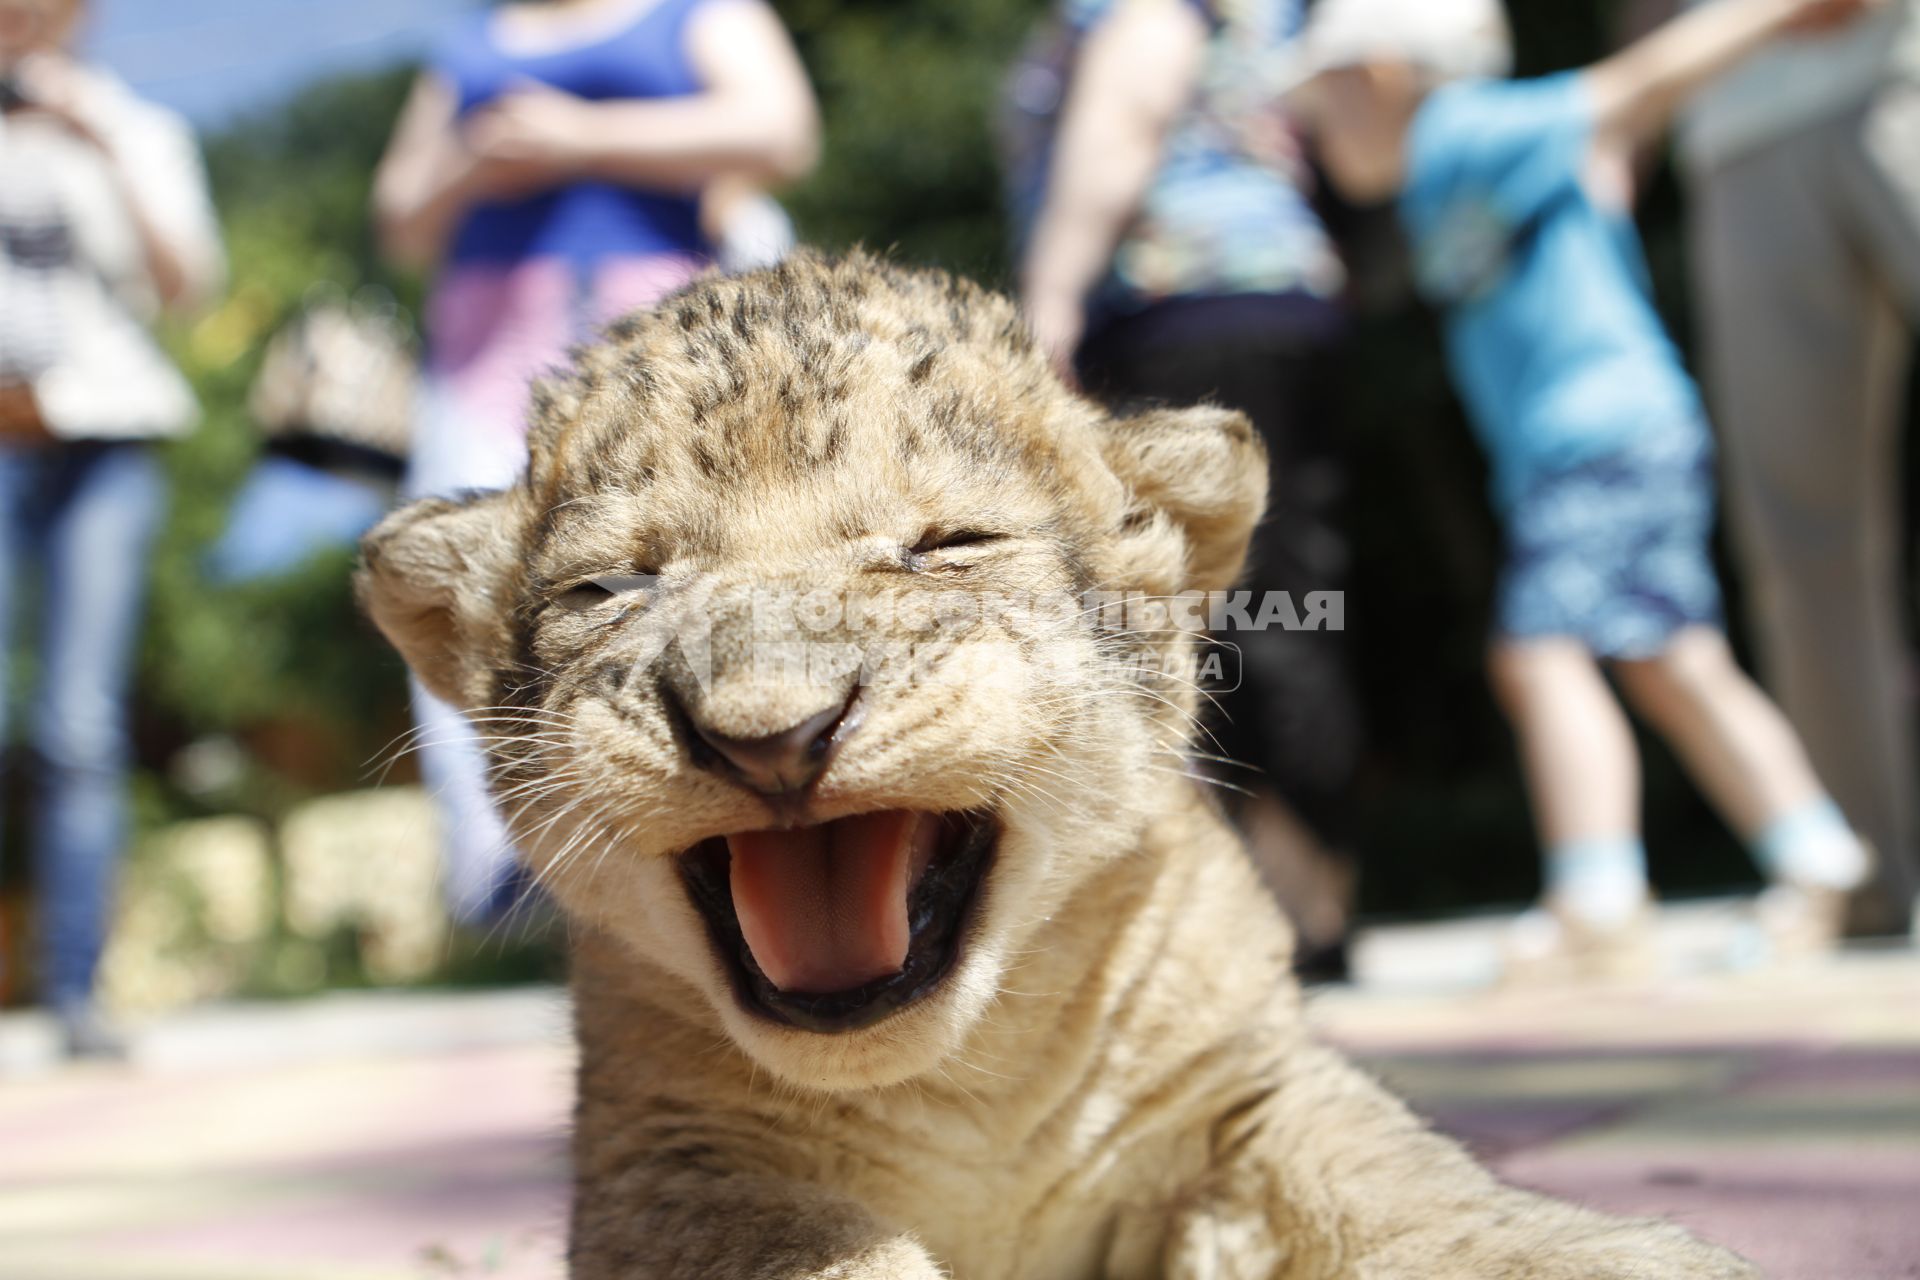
82 0 483 126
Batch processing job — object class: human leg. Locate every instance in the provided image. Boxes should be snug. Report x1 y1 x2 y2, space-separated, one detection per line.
1077 312 1362 969
1196 348 1360 848
1848 80 1920 932
29 444 164 1034
1613 627 1867 963
404 378 538 924
0 447 43 1000
1488 638 1650 927
1694 119 1919 932
1078 318 1360 832
1614 627 1863 876
412 675 519 925
1490 429 1740 939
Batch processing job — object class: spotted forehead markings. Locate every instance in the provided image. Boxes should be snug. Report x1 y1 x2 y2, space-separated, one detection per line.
525 253 1085 520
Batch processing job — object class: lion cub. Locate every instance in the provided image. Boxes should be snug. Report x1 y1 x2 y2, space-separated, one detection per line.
359 254 1754 1279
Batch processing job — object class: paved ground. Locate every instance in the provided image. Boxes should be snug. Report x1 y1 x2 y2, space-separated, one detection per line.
1 911 1916 1280
1317 948 1920 1280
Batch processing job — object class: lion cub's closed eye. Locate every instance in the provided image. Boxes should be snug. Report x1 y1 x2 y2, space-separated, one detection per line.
558 573 658 611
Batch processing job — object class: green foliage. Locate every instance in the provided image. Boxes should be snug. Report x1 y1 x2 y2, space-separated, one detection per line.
202 69 422 308
775 0 1047 281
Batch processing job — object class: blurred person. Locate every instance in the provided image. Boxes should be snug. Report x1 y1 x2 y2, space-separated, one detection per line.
1664 0 1920 938
372 0 817 924
1291 0 1881 978
208 285 417 585
1007 0 1360 978
0 0 223 1051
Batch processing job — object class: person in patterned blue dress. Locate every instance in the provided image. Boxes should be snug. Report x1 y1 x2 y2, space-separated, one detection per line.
1004 0 1363 978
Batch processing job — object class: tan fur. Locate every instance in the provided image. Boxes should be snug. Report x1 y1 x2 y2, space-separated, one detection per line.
359 253 1756 1279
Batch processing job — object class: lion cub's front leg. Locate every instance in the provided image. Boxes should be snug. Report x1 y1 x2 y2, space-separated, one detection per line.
570 1164 941 1280
1117 1042 1756 1280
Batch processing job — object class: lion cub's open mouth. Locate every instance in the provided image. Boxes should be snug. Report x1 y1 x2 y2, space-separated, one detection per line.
678 811 997 1033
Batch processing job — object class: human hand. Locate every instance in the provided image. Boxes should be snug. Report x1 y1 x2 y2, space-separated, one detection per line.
1023 293 1086 389
9 52 107 148
0 382 56 447
1241 102 1306 173
1784 0 1887 35
463 82 596 192
457 147 571 202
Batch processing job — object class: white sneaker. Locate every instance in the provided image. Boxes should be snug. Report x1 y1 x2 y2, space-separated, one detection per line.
1503 899 1657 988
1753 882 1848 964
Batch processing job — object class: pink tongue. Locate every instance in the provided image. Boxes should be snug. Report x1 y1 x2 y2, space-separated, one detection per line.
728 812 940 995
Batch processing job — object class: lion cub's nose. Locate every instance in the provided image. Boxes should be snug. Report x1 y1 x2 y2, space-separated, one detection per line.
680 694 857 796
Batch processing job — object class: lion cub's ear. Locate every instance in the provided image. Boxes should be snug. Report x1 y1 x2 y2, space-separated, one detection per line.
356 490 529 710
1101 405 1269 593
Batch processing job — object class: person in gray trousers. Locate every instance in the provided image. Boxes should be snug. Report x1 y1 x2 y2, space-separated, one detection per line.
1678 0 1920 936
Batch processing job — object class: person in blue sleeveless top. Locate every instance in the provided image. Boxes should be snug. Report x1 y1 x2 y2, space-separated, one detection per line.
372 0 817 923
1291 0 1883 979
1004 0 1364 981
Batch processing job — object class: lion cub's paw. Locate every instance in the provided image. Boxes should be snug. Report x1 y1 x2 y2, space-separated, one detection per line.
810 1237 947 1280
1482 1220 1760 1280
1369 1212 1757 1280
1104 1200 1287 1280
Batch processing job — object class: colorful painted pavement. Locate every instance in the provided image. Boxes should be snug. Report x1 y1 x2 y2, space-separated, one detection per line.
1316 948 1920 1280
0 939 1915 1278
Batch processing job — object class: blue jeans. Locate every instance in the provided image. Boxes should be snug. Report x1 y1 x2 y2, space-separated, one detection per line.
0 442 165 1008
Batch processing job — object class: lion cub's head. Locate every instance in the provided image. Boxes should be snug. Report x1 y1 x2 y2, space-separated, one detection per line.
359 254 1264 1090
